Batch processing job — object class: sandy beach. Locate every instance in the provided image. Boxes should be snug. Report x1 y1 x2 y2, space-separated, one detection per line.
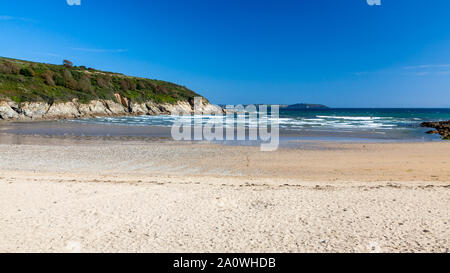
2 0 450 258
0 135 448 253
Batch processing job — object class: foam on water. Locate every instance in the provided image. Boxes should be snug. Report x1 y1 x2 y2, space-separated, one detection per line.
68 108 450 140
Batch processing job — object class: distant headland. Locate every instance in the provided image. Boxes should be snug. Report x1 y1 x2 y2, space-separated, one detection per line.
218 103 329 109
280 103 329 110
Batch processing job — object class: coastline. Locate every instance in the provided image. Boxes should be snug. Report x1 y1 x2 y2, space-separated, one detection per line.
0 118 445 145
0 136 448 252
0 97 223 121
4 106 450 144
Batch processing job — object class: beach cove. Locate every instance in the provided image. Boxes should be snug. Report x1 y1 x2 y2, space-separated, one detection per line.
0 133 448 252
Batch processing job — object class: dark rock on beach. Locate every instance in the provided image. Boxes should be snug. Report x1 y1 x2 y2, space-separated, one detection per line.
421 121 450 140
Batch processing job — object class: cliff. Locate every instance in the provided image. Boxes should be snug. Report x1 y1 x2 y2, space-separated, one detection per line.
0 57 221 120
0 96 222 121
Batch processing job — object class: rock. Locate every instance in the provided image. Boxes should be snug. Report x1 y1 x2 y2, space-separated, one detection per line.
78 100 110 116
0 101 21 119
130 102 148 115
0 97 225 121
114 93 130 109
21 102 50 119
199 103 224 115
104 100 127 115
191 98 224 114
421 121 450 140
145 101 163 115
6 101 23 114
44 101 81 119
162 101 193 115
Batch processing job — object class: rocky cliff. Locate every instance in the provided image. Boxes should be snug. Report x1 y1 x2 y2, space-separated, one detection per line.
0 57 223 121
421 121 450 140
0 94 223 121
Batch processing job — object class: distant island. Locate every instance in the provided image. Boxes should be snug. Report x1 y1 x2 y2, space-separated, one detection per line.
280 103 329 110
219 103 329 109
0 57 220 120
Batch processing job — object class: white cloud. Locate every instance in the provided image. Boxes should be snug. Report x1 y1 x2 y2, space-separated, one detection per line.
353 64 450 77
35 52 62 57
403 64 450 70
353 72 369 76
415 72 429 76
67 0 81 6
0 16 14 20
0 16 35 22
71 48 128 53
403 64 450 76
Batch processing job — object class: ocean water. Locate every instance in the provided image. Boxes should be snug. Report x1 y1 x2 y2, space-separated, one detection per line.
67 108 450 142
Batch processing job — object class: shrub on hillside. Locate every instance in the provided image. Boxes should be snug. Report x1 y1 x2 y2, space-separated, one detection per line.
63 69 78 90
78 75 93 93
53 72 65 86
20 67 35 77
0 63 8 74
42 70 55 86
128 78 137 90
120 78 130 91
96 76 108 88
155 85 168 95
137 80 147 90
0 62 20 74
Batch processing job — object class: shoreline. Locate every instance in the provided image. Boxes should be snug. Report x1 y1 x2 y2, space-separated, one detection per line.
0 135 449 181
0 119 444 145
0 97 223 121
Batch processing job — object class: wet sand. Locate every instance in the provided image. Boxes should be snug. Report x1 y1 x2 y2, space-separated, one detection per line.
0 134 448 252
1 120 439 143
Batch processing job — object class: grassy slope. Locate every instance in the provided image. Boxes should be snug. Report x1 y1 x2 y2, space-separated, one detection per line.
0 57 201 105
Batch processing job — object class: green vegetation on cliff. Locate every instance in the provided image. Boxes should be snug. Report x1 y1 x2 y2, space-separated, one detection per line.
0 57 201 104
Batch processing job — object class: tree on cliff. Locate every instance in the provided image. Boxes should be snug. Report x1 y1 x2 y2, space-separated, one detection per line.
63 60 73 68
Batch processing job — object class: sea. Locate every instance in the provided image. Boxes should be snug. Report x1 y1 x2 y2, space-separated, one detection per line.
62 108 450 143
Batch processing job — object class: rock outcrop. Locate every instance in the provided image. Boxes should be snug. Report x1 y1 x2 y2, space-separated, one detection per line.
45 101 80 119
421 121 450 140
0 101 21 119
105 100 128 115
0 96 224 121
129 102 148 115
21 102 49 119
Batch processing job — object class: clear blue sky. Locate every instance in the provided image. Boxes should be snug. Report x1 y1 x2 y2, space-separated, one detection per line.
1 0 450 107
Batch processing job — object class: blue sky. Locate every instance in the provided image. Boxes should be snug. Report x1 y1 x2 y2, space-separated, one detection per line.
1 0 450 107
